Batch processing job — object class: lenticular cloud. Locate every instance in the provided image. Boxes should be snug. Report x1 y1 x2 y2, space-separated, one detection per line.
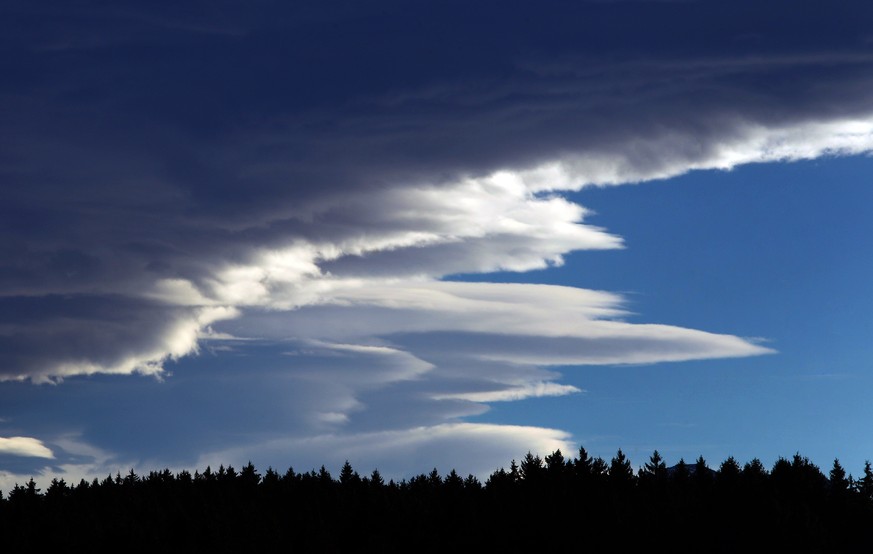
0 437 54 459
0 163 775 382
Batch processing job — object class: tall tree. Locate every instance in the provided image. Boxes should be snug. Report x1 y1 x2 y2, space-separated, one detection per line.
45 478 70 502
609 449 634 487
240 461 261 487
339 461 357 486
694 456 711 477
369 469 384 488
575 446 593 479
544 449 566 479
718 456 741 482
641 450 667 480
591 457 609 479
672 458 690 484
858 461 873 500
520 452 544 482
445 469 463 491
829 459 849 493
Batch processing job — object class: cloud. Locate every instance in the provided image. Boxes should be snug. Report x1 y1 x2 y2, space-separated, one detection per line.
2 2 872 384
0 436 54 459
0 434 132 492
195 423 574 480
229 280 772 367
0 297 237 383
432 382 582 403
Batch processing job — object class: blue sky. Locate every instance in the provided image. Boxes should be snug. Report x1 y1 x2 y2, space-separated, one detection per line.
2 1 873 487
459 155 873 472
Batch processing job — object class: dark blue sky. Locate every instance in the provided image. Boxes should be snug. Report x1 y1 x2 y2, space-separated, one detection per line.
2 0 873 485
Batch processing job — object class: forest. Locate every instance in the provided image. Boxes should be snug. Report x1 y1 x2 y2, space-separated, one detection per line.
2 447 873 552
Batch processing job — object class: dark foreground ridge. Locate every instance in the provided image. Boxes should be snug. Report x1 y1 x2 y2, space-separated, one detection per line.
3 447 873 552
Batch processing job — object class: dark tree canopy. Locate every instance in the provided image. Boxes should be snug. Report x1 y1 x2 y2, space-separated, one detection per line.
2 446 873 552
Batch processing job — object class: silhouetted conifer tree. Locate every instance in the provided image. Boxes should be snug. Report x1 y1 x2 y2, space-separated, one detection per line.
178 469 193 485
829 459 849 493
122 469 139 487
240 461 260 487
742 458 767 478
520 452 544 482
25 478 40 498
858 461 873 500
486 467 510 489
369 469 384 488
45 478 69 502
591 456 608 478
339 461 357 486
693 455 713 487
427 468 442 487
318 465 333 485
641 450 667 480
672 458 689 479
445 469 463 491
545 449 565 476
717 456 741 484
262 467 280 489
609 449 634 487
464 474 481 490
575 446 593 479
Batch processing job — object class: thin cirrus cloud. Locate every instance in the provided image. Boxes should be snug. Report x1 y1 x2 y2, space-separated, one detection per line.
1 1 873 481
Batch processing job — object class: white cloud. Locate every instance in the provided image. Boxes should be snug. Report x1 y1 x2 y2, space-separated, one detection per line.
232 281 772 364
0 434 157 492
6 115 869 382
200 280 769 443
433 382 582 403
517 117 873 192
0 436 54 459
282 339 433 387
195 423 574 480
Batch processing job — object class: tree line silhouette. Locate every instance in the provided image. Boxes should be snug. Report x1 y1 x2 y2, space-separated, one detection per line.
2 447 873 552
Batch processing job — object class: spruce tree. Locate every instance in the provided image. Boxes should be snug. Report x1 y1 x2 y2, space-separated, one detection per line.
609 449 634 486
642 450 667 480
829 459 848 493
520 452 543 482
858 460 873 500
575 446 593 479
339 461 356 486
369 469 384 488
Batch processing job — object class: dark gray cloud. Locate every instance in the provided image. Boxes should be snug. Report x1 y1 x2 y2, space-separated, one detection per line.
0 294 233 381
4 2 873 210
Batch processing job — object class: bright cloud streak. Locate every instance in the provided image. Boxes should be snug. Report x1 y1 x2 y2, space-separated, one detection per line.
433 382 583 403
0 437 54 459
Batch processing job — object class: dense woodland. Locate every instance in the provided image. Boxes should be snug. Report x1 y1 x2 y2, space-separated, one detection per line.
3 447 873 552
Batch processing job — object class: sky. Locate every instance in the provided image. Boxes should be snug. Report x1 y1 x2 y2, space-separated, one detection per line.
2 0 873 488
